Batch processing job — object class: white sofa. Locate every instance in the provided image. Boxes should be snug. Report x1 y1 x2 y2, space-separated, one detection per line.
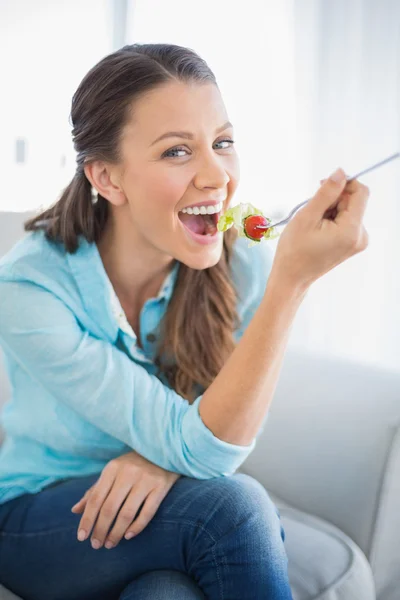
1 211 399 600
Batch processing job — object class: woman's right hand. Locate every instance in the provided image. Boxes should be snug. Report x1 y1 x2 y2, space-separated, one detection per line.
270 167 370 291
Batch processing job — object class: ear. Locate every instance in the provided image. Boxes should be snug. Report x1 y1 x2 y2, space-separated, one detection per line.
84 161 127 207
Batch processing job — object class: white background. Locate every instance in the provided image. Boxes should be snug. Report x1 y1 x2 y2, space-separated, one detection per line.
0 0 399 372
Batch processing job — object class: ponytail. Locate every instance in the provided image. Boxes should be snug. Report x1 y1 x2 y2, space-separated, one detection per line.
25 171 108 253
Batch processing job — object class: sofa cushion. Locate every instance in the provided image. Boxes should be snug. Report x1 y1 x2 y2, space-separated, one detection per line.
270 493 376 600
0 587 20 600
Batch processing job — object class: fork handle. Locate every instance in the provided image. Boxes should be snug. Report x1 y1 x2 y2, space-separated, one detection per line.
263 173 355 228
256 151 400 229
257 199 309 229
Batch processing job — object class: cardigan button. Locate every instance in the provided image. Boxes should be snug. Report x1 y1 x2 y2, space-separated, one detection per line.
146 333 157 342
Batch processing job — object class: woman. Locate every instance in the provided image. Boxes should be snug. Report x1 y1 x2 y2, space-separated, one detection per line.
0 43 369 600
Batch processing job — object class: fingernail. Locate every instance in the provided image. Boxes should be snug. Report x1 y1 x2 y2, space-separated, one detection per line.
77 529 86 541
125 532 134 540
105 540 114 549
329 167 345 183
91 538 101 549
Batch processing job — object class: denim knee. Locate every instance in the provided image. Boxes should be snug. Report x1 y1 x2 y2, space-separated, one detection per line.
190 472 284 546
120 570 206 600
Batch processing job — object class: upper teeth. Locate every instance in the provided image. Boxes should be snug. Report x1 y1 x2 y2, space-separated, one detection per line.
180 201 223 215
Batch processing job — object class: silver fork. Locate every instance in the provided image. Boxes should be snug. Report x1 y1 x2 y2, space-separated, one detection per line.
255 152 400 230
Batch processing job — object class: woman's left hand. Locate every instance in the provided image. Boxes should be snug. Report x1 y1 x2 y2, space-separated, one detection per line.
71 451 180 549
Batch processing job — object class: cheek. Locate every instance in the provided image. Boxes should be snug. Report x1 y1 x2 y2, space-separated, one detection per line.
227 155 240 195
148 173 188 209
130 165 189 210
231 153 240 180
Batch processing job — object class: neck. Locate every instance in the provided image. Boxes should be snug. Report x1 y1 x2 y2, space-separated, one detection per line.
97 209 175 306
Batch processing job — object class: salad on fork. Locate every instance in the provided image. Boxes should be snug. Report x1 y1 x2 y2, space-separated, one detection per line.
217 202 280 247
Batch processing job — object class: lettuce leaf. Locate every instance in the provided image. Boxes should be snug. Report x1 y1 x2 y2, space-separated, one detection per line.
217 202 280 247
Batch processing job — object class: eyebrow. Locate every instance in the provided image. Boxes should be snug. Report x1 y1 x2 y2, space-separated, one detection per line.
150 121 233 147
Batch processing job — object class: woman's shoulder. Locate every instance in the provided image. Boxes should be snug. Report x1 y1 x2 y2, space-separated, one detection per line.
0 230 78 297
0 229 65 273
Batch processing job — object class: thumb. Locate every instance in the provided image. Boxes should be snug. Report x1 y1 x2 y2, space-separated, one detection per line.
71 487 92 512
71 499 86 513
307 168 348 216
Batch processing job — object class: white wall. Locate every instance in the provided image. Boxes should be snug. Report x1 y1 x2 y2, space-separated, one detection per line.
0 0 113 212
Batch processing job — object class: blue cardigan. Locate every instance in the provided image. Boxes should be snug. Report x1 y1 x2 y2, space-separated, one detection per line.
0 230 273 504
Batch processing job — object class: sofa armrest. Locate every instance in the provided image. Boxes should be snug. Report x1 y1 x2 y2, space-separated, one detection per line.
239 348 400 598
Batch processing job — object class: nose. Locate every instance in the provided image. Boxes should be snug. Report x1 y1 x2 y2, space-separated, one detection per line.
193 150 231 191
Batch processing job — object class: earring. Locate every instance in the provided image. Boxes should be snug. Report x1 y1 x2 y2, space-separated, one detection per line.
91 187 99 204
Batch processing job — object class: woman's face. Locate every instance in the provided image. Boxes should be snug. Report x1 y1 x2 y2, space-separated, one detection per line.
116 81 240 270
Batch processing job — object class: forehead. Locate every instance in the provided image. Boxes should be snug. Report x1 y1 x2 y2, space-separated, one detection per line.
122 81 228 143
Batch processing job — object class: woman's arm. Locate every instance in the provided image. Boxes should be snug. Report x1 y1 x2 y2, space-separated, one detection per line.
199 171 370 445
0 239 305 479
0 276 257 480
199 272 307 445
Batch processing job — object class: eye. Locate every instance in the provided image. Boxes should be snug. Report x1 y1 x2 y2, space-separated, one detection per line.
215 138 235 150
162 146 188 159
161 138 235 159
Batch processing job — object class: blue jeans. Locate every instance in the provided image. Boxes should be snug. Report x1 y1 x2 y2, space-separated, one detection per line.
0 472 293 600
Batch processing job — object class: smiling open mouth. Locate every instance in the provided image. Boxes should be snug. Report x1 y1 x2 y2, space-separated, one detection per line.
178 211 220 235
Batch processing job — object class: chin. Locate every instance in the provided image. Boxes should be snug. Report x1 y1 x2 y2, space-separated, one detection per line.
177 243 224 271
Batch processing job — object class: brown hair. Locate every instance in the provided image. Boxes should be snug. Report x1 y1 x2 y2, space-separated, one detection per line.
25 43 240 403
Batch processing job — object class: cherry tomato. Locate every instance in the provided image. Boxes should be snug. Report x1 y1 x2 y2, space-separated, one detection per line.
243 215 270 241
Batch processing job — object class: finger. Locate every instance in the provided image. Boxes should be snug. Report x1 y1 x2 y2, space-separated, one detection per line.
104 485 150 548
319 175 360 222
323 190 353 221
321 176 356 193
360 226 369 251
71 498 85 512
307 168 348 216
123 488 162 541
91 480 133 549
335 191 352 213
77 470 115 542
71 488 91 513
335 182 370 225
71 499 86 514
